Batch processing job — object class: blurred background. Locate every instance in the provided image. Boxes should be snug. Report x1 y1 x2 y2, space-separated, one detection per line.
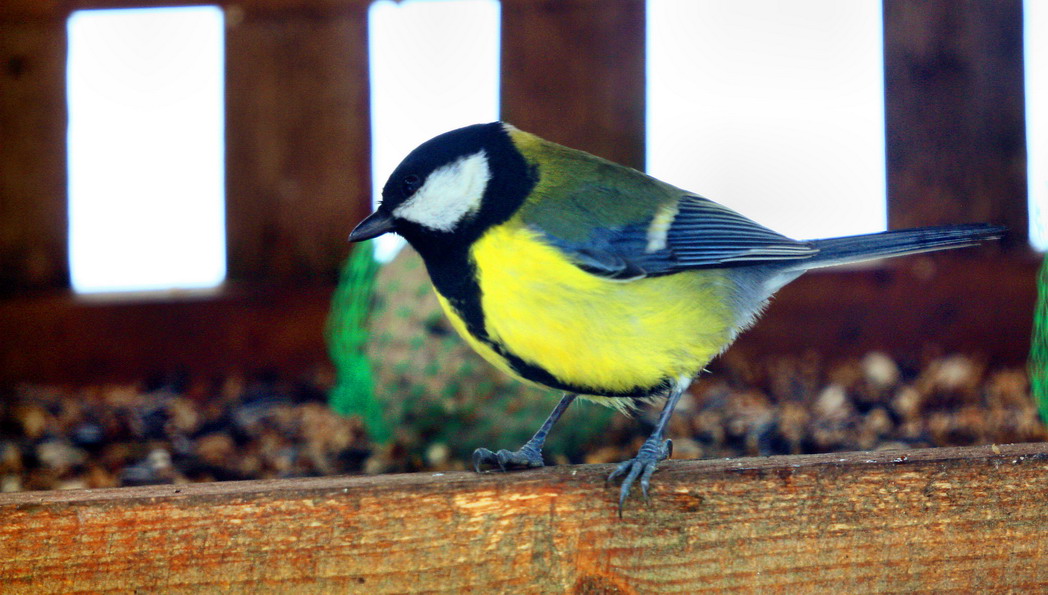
0 0 1045 492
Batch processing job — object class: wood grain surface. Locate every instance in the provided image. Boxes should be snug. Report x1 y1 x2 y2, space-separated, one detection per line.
2 442 1047 593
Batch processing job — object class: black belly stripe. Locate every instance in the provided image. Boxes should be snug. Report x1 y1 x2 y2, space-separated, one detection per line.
422 245 487 341
422 245 673 399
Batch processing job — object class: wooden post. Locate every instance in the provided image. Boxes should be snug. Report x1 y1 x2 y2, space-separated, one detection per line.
224 2 372 285
0 14 68 293
3 443 1048 592
883 0 1028 244
501 0 646 170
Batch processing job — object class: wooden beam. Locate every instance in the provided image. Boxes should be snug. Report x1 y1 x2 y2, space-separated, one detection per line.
0 0 373 22
0 254 1034 385
0 21 68 293
3 443 1047 592
883 0 1028 244
726 252 1039 366
0 285 335 385
501 0 646 169
224 5 371 284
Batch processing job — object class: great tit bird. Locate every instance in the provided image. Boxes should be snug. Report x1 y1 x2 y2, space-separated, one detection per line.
350 122 1003 512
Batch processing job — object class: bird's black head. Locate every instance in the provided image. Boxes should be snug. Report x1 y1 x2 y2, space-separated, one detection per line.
349 122 535 254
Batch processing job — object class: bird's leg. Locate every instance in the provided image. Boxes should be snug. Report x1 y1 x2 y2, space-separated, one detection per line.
607 378 688 515
473 392 577 472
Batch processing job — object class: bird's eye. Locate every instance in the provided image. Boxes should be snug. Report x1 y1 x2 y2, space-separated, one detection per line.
402 174 422 196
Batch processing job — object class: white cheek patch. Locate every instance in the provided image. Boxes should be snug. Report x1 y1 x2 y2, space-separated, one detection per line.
393 150 491 232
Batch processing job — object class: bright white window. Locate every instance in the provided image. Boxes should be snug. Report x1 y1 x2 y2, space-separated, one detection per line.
1027 0 1048 251
647 0 887 241
368 0 501 261
67 7 226 293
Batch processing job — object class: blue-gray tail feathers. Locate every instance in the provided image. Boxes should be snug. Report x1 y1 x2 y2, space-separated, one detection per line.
798 224 1005 270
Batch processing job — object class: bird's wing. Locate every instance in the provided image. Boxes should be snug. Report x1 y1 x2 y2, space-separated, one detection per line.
527 194 818 279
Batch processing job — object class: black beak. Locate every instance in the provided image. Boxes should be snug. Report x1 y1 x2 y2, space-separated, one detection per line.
349 211 396 242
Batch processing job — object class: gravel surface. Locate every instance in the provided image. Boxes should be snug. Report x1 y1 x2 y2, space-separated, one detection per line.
1 352 1043 493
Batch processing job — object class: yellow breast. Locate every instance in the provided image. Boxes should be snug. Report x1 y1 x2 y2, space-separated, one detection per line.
437 222 736 396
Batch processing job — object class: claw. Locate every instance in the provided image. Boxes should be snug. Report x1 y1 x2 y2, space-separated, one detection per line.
616 462 645 515
472 448 498 472
496 450 511 470
606 459 628 484
472 445 544 472
607 377 688 516
472 393 575 474
639 463 658 501
608 437 673 516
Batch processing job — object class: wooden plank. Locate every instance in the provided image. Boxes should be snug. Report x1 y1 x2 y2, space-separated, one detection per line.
726 253 1039 366
0 0 372 21
224 4 371 284
501 0 646 169
0 21 68 293
883 0 1028 244
0 285 335 385
0 255 1035 384
2 443 1047 593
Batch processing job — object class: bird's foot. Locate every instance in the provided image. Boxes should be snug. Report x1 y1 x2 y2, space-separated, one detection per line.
607 437 673 516
472 444 545 472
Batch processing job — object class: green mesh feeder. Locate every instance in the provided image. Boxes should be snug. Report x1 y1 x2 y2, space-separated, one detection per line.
1032 255 1048 425
326 241 391 443
328 244 614 463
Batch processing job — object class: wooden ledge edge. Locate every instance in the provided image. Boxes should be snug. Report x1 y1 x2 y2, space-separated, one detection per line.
4 441 1046 508
3 442 1048 593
